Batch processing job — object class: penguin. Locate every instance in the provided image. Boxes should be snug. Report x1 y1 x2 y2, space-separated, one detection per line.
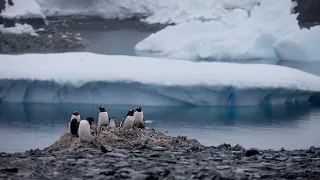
109 117 116 129
68 111 81 136
97 106 109 132
120 109 135 130
133 106 145 129
70 111 81 123
78 117 95 143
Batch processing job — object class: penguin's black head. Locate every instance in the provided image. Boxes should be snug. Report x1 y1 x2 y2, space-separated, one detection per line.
85 117 94 125
73 111 80 116
135 106 142 112
98 106 106 112
128 109 135 116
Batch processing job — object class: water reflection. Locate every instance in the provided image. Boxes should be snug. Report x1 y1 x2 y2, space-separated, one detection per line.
0 102 319 152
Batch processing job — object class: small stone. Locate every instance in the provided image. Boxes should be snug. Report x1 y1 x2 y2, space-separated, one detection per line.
114 149 129 155
99 169 115 176
0 167 18 173
114 161 129 168
151 146 167 151
105 152 127 158
245 149 260 157
244 168 259 173
216 165 231 170
275 157 288 161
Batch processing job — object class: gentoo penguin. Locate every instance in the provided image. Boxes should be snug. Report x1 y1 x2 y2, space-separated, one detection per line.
68 111 81 136
78 117 94 143
70 111 81 123
109 117 116 129
120 109 135 130
133 106 145 129
97 106 109 132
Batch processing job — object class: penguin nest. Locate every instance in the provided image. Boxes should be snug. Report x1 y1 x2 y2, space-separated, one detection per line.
44 128 203 152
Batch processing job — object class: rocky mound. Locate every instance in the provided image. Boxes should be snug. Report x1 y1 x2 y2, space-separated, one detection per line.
44 128 203 153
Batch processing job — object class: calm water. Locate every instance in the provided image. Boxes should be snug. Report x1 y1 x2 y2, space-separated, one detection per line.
0 102 320 152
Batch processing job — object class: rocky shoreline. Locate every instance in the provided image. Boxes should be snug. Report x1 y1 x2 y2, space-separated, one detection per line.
0 128 320 180
0 21 84 54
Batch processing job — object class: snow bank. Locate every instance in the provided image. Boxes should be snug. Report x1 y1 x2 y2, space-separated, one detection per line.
0 0 45 19
136 0 320 62
0 52 319 106
0 23 38 36
36 0 260 24
274 26 320 61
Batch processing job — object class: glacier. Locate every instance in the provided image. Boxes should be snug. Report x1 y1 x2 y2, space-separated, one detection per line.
135 0 320 62
35 0 260 24
0 52 319 106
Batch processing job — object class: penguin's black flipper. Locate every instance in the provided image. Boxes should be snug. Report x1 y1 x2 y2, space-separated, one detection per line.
70 118 79 136
120 117 125 128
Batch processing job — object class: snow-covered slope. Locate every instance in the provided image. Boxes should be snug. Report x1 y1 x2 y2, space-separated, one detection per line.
0 52 319 106
135 0 320 62
35 0 260 24
0 0 45 19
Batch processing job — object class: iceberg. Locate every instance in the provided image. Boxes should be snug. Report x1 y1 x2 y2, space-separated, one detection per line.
274 26 320 62
135 0 320 62
0 23 38 35
0 52 319 106
35 0 259 24
0 0 45 19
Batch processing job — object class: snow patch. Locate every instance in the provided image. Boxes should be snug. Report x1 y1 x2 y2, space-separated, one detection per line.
135 0 320 62
0 23 38 36
0 52 319 106
1 0 45 19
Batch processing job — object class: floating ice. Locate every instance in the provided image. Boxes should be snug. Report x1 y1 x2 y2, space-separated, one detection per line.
0 52 319 106
0 23 38 36
136 0 320 62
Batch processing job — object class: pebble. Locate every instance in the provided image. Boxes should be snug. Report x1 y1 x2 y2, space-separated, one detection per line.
151 146 167 151
105 152 127 158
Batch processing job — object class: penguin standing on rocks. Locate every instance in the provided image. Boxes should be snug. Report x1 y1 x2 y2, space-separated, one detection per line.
68 111 81 136
97 106 109 132
78 117 95 143
109 117 116 129
120 109 135 130
134 106 145 129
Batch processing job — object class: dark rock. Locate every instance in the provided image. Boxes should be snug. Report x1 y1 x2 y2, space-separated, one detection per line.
245 149 260 157
292 0 320 27
217 143 232 150
151 146 167 151
0 167 18 173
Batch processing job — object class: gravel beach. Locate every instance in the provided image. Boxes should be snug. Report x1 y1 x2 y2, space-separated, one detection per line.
0 127 319 180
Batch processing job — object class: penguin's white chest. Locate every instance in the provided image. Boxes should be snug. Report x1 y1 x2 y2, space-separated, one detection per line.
122 116 134 130
134 112 144 124
70 115 81 123
109 119 116 128
78 120 91 142
97 112 109 131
